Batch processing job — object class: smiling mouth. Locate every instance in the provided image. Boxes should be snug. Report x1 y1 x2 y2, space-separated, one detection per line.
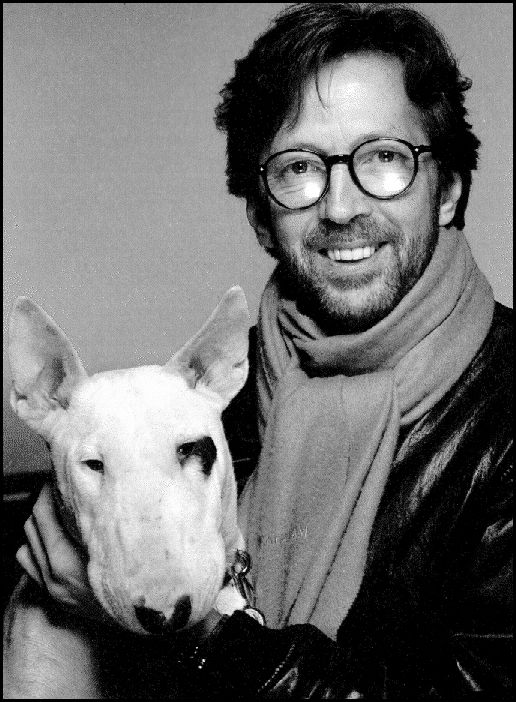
321 244 385 262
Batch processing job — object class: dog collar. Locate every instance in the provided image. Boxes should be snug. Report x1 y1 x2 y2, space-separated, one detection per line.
228 550 266 626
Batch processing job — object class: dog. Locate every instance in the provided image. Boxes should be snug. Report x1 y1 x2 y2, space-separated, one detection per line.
4 288 251 698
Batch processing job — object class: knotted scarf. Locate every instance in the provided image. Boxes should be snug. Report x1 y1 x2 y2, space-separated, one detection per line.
240 228 494 640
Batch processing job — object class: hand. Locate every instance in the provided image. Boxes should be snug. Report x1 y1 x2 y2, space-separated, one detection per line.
16 482 109 623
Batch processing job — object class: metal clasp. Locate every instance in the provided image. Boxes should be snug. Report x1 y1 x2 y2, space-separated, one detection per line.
230 549 254 605
229 550 265 626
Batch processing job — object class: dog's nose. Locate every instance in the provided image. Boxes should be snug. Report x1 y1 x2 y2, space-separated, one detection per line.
134 595 192 634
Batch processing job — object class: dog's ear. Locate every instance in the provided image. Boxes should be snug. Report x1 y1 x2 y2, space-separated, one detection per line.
8 297 88 430
167 286 250 409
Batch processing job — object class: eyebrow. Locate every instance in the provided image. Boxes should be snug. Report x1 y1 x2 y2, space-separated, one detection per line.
272 131 417 155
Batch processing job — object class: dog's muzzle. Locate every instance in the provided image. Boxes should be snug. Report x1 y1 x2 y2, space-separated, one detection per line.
134 595 192 634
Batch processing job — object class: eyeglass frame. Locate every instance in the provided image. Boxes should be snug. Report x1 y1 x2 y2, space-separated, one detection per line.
258 138 433 210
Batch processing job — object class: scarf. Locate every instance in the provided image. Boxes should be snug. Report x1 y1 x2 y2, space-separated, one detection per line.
239 228 494 640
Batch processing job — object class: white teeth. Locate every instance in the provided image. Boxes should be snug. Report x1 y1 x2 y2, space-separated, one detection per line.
326 246 376 262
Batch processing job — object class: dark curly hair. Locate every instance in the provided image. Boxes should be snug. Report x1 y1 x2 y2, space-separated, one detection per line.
215 3 480 230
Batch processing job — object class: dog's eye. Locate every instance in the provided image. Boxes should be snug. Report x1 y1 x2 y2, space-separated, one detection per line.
177 437 217 476
176 442 197 464
83 459 104 473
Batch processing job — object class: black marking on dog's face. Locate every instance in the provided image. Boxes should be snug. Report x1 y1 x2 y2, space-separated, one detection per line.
176 436 217 476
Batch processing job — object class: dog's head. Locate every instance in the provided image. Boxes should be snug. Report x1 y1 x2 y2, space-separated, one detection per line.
8 289 250 634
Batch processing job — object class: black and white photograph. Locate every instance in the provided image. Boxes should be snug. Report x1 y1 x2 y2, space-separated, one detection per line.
3 3 513 698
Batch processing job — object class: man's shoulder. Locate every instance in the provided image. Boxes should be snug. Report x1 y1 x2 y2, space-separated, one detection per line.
438 300 513 428
471 300 513 389
489 302 514 351
401 300 513 477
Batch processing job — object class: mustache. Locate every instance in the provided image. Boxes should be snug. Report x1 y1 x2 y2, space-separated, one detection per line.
304 217 400 249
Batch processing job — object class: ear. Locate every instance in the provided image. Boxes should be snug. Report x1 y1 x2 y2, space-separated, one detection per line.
438 172 462 227
8 297 87 430
246 199 275 252
166 287 250 409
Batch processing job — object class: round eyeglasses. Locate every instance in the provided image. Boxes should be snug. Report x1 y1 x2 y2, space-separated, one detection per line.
258 138 433 210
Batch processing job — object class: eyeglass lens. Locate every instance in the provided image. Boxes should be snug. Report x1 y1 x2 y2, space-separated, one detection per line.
265 139 417 209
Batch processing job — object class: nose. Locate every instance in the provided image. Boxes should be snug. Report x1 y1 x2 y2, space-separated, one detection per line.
320 164 372 224
134 595 192 634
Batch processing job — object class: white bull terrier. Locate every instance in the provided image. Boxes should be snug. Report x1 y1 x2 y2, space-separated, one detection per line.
4 288 254 698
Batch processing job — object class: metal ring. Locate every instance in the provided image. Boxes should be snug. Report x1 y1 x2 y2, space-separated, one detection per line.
234 549 251 575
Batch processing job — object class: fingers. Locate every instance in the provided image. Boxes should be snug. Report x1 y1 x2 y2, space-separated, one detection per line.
32 483 88 581
32 482 70 555
17 482 111 625
19 482 90 609
23 510 51 577
15 543 44 587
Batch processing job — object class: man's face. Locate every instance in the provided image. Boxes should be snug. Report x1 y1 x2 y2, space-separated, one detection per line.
249 53 461 332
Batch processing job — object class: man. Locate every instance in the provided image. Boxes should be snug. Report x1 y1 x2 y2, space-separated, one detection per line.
6 3 513 698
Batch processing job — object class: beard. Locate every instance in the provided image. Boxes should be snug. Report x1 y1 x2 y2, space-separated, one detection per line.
273 212 440 335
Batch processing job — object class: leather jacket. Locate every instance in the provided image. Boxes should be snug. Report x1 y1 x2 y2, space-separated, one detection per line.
172 301 514 699
4 304 511 699
174 301 513 699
